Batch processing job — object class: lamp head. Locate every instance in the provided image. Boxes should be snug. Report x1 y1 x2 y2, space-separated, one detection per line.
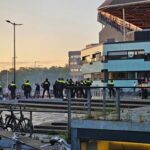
6 20 11 23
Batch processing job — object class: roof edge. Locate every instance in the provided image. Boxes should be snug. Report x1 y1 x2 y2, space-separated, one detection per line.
98 0 150 10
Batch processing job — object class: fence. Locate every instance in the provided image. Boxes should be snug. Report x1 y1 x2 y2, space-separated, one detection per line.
66 86 150 137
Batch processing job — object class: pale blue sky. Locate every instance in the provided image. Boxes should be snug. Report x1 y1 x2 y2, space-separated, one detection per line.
0 0 104 69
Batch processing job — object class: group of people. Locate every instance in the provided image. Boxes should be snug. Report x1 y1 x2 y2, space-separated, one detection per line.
53 78 92 98
1 77 92 100
7 78 51 99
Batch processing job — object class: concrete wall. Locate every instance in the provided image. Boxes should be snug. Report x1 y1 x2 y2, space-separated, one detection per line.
99 25 123 44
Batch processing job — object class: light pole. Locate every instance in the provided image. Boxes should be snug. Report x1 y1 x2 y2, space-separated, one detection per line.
6 20 23 84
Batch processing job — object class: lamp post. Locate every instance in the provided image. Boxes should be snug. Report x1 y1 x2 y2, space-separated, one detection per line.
6 20 23 84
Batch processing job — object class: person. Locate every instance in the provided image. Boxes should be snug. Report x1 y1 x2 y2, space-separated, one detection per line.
34 83 40 98
107 79 116 98
8 81 16 99
22 80 32 99
41 78 51 98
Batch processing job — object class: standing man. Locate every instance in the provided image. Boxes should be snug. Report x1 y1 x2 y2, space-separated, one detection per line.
22 80 32 99
8 81 16 99
107 79 116 98
41 78 51 98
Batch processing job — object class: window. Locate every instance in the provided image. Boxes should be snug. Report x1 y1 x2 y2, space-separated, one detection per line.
70 55 80 59
70 62 77 65
108 51 127 60
109 72 128 80
91 73 103 80
107 71 150 80
109 51 127 56
92 52 102 62
71 68 79 72
84 74 91 79
82 55 91 64
107 49 144 60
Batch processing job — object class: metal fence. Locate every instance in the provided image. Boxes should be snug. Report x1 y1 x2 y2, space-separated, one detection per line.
66 86 150 136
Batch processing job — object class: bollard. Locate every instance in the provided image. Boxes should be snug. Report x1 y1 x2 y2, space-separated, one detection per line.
115 88 120 120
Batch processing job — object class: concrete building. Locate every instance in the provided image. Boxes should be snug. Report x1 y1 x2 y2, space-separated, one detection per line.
68 51 82 81
103 40 150 87
81 44 103 86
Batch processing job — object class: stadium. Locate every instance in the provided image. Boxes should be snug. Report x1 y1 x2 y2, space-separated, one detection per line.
98 0 150 43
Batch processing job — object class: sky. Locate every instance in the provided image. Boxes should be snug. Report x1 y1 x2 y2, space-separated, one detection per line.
0 0 104 69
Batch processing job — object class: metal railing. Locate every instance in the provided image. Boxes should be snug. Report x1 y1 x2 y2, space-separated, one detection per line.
66 86 150 136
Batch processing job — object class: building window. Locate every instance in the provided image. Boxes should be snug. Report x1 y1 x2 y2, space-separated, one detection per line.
109 72 128 80
82 55 91 64
70 55 80 59
91 73 103 80
107 49 144 60
70 62 77 65
83 74 92 79
71 69 79 72
92 52 102 62
106 71 150 80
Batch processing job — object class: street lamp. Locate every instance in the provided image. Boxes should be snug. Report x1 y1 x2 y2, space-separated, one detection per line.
6 20 23 84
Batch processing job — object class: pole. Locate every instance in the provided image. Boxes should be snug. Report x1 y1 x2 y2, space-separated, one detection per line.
6 70 8 88
14 24 16 84
67 88 71 141
87 88 91 116
30 111 33 137
115 88 120 120
6 20 22 84
103 87 106 120
123 8 126 41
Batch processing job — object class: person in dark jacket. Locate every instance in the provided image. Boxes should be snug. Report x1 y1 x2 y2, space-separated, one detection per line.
41 78 51 98
34 83 40 98
22 80 32 99
107 79 116 98
8 81 16 99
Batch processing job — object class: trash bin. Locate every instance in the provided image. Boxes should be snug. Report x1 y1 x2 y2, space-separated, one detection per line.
141 89 148 99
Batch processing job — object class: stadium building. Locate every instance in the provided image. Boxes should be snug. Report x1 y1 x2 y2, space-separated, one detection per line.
81 0 150 87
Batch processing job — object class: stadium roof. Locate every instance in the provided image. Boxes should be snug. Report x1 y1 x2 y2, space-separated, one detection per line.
98 0 150 29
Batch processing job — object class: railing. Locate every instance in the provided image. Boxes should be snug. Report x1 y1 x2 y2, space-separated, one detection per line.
98 11 142 32
66 86 150 137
